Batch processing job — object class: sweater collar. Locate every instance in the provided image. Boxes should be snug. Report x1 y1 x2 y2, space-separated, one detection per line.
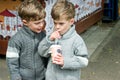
21 25 37 38
61 25 76 39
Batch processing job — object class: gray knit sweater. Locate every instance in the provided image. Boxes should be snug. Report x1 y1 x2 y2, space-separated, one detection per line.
6 26 46 80
38 25 89 80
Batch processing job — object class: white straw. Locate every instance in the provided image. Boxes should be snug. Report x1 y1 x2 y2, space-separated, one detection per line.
55 38 58 44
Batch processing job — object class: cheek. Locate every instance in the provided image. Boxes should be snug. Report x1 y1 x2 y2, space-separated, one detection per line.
63 25 70 32
41 25 45 31
60 26 67 33
33 24 39 28
30 25 38 31
63 25 68 30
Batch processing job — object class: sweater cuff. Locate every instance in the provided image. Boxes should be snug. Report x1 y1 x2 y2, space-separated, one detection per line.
46 35 55 44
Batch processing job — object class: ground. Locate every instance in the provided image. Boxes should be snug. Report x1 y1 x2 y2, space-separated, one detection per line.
81 20 120 80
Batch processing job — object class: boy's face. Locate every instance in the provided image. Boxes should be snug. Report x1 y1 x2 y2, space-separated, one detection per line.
23 19 45 33
53 17 74 35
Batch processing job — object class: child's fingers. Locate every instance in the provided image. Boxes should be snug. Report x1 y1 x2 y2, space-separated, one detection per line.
56 53 62 56
53 54 64 65
53 58 64 66
56 31 61 39
50 31 61 40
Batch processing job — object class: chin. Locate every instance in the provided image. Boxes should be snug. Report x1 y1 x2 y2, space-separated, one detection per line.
36 30 42 33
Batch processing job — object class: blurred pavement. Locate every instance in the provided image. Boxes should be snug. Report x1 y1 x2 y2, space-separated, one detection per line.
81 20 120 80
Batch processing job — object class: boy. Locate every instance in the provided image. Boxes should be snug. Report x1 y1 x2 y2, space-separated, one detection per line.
6 0 47 80
38 0 89 80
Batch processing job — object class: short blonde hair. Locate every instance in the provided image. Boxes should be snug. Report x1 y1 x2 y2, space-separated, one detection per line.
51 0 75 20
18 0 46 22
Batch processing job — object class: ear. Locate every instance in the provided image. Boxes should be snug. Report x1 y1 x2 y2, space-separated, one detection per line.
22 19 28 26
70 18 75 25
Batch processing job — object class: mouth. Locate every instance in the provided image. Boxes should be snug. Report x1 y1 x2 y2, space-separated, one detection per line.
37 29 41 31
37 28 42 32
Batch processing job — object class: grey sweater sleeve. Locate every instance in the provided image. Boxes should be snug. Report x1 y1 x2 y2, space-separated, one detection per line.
38 35 54 57
6 39 22 80
62 37 89 70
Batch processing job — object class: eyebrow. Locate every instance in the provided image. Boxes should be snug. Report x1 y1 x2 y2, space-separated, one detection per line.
54 21 65 24
34 19 45 23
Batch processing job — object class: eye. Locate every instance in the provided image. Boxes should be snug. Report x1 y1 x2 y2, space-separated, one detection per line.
34 20 45 25
34 22 40 25
59 22 64 25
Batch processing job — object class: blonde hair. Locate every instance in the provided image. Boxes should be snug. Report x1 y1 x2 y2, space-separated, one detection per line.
18 0 46 22
51 0 75 20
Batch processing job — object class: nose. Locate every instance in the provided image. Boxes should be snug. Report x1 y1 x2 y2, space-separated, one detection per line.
39 23 44 27
39 21 45 27
55 24 60 29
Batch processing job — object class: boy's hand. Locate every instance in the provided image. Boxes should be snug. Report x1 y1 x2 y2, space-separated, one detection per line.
52 53 64 66
49 31 61 41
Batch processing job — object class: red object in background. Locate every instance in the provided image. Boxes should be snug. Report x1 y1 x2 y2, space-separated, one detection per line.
75 4 79 8
0 9 15 17
0 20 2 22
6 25 10 31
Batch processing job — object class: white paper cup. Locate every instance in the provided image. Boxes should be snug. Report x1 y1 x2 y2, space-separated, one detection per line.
50 45 62 54
50 45 62 63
